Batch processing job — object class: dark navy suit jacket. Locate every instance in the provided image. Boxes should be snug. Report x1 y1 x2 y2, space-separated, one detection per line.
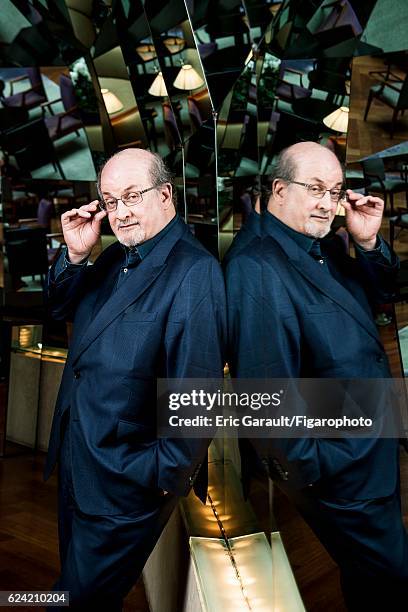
44 217 226 515
225 212 400 500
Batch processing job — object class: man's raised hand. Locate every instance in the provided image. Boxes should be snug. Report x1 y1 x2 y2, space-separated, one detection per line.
61 200 107 264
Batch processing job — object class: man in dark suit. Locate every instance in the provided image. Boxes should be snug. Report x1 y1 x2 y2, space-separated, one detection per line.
44 148 226 610
225 142 408 610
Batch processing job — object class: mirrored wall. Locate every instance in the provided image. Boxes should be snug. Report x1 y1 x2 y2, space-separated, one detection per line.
1 1 408 609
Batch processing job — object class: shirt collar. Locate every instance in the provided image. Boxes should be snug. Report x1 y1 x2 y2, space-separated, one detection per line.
122 214 178 267
265 211 317 254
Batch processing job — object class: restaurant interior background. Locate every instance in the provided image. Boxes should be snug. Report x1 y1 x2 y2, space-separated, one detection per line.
0 1 407 610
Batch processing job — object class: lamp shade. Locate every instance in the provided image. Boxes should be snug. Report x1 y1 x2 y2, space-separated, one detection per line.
323 106 349 133
163 36 185 54
173 64 204 91
148 72 168 97
136 44 156 62
101 88 123 114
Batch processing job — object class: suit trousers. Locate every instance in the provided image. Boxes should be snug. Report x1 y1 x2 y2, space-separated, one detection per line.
49 413 179 611
286 479 408 612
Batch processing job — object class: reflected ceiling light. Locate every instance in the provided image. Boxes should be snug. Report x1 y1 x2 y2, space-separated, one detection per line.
163 36 185 54
148 71 168 97
323 106 349 133
136 43 156 62
101 88 123 114
173 64 204 91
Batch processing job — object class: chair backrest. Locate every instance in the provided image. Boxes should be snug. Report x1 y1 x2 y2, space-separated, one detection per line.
36 197 54 229
162 103 180 149
397 74 408 110
361 158 385 181
1 118 58 175
188 97 202 130
59 74 80 116
26 67 45 95
5 226 49 278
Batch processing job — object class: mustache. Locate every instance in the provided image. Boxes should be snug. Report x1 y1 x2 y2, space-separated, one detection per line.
118 221 140 227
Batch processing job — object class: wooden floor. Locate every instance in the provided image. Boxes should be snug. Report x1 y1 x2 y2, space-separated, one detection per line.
0 444 149 612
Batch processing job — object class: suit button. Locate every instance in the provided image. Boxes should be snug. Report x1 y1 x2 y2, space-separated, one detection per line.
74 370 80 379
376 355 384 363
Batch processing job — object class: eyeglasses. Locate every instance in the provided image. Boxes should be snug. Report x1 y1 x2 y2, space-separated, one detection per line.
99 185 159 212
286 181 346 203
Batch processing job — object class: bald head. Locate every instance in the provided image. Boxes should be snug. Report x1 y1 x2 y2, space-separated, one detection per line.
98 148 173 199
268 141 344 238
270 142 343 185
98 147 176 247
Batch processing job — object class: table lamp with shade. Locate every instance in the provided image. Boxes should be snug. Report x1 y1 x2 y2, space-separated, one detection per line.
101 88 123 115
323 105 349 134
148 72 169 98
173 64 204 94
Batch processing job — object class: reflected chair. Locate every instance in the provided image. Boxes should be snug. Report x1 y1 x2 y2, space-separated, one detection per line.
361 158 408 215
308 57 350 105
188 97 203 131
0 118 65 179
18 197 54 232
276 63 312 104
4 226 50 289
364 73 408 139
41 74 83 142
314 0 362 37
15 196 64 263
0 67 47 111
162 103 181 151
389 212 408 249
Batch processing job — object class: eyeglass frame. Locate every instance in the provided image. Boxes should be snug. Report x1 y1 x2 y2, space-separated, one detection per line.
284 180 346 203
99 184 161 212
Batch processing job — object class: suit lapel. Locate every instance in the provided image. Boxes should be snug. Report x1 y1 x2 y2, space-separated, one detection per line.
263 216 381 344
71 217 187 365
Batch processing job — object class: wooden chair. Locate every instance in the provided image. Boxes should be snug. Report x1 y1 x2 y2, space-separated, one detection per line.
41 75 83 142
361 158 407 215
0 67 47 111
364 73 408 139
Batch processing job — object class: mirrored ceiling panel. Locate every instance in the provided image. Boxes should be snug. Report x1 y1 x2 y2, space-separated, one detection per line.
144 0 211 149
360 0 408 54
187 0 252 111
0 0 82 66
268 0 378 59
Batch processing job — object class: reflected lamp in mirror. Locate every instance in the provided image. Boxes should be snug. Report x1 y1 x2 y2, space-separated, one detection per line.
163 36 185 54
101 89 123 115
323 106 349 134
148 72 168 97
136 44 156 62
173 64 204 92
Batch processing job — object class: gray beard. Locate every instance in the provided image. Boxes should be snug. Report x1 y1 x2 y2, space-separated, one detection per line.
304 219 331 239
116 225 146 247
